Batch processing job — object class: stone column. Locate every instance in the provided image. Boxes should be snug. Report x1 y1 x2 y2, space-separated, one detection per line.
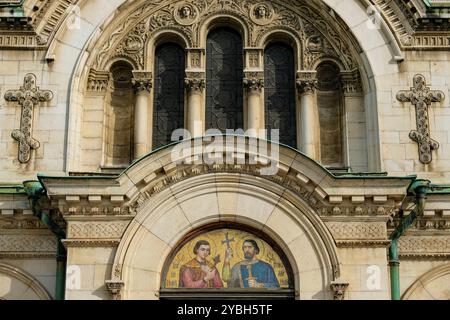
185 72 205 138
132 71 152 160
297 71 320 160
244 72 264 137
341 70 364 167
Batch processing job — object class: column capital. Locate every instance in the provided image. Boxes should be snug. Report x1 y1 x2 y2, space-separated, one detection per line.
296 71 318 94
243 71 264 92
341 70 362 95
132 70 152 93
185 71 206 93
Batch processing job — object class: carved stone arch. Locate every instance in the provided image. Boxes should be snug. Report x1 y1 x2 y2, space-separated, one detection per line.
105 57 139 74
0 263 52 300
310 57 346 74
62 0 390 172
109 172 340 300
257 28 303 71
99 137 349 300
146 27 190 72
198 13 251 49
402 264 450 300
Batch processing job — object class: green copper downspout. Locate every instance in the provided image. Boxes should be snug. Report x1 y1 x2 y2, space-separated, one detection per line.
389 179 430 300
23 181 66 300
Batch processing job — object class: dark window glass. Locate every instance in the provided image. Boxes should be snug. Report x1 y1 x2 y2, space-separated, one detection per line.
264 43 296 147
206 28 243 132
153 43 185 149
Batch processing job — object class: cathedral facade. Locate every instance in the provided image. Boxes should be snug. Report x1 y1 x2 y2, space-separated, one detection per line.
0 0 449 300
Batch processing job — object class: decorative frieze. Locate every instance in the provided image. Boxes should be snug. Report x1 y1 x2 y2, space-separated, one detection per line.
340 70 362 95
68 221 130 239
398 236 450 258
87 69 110 93
325 222 387 240
0 234 57 252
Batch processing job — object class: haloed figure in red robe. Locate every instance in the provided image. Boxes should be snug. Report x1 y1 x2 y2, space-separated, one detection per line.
179 240 223 288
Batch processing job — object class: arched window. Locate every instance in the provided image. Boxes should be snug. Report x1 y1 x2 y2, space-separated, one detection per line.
206 28 243 132
153 43 185 149
316 62 343 167
106 61 134 166
264 43 296 147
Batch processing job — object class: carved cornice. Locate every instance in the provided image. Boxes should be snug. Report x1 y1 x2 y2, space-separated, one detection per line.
335 240 391 248
340 70 362 95
62 239 121 248
87 69 110 93
0 216 47 229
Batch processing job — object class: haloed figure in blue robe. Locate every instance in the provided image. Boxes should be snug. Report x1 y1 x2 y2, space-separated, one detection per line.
222 239 280 288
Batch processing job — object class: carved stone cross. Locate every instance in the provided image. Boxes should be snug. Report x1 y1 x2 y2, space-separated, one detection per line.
4 73 53 163
396 74 445 164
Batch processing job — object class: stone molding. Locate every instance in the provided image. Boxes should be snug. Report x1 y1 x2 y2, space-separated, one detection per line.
62 239 121 248
0 262 52 300
41 139 410 222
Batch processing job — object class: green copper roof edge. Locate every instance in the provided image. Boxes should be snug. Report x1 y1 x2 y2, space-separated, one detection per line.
0 0 25 7
0 185 26 194
36 135 417 183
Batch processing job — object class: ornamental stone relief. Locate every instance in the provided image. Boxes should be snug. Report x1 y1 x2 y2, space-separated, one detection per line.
0 234 57 252
325 222 387 240
94 0 358 72
67 221 131 239
398 236 450 258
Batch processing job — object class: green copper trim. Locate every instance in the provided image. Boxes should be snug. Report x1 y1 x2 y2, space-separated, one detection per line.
389 179 431 300
23 180 66 300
